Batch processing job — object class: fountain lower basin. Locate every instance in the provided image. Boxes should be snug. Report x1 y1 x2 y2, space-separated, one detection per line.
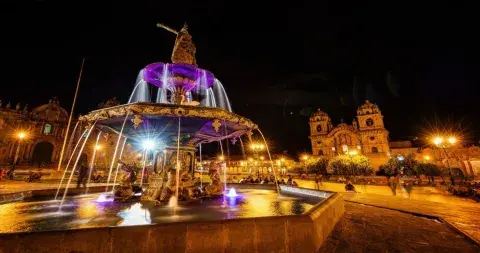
0 186 344 252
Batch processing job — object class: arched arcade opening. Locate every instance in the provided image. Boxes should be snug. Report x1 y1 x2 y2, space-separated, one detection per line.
32 142 54 167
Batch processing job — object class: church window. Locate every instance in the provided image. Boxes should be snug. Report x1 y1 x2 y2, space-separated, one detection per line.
316 125 322 132
317 141 321 145
369 136 375 141
43 124 52 135
371 147 379 153
366 118 374 126
318 150 324 155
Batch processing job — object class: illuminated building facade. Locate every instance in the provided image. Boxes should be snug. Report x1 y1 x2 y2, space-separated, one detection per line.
309 100 390 158
0 98 72 167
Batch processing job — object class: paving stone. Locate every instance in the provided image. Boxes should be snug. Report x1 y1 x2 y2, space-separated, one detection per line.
318 203 479 253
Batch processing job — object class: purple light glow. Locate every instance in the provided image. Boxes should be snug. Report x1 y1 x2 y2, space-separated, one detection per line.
95 193 113 203
226 188 238 197
143 62 215 91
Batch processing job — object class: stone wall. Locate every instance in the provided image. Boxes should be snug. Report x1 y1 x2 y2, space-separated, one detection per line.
0 191 344 253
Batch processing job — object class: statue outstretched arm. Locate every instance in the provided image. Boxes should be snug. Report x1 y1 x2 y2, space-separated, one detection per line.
157 23 178 35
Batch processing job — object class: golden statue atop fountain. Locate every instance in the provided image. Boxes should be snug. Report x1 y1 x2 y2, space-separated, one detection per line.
157 23 197 66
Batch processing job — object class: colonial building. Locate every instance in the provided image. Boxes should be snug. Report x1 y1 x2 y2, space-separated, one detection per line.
0 98 70 167
198 154 296 175
309 100 390 159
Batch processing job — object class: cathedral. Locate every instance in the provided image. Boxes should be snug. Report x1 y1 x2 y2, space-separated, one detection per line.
309 100 390 158
0 98 70 167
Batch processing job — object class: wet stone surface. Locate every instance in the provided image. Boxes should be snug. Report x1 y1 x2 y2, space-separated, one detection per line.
319 203 479 253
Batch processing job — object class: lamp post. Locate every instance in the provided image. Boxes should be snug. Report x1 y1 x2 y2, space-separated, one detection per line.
11 131 27 172
432 135 457 184
277 157 286 176
301 154 309 174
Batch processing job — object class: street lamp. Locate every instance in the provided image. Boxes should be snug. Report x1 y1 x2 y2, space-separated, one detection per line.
432 134 458 183
12 131 28 172
301 154 309 174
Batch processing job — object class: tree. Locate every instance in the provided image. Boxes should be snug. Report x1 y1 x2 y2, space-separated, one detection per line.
415 162 443 184
328 155 373 178
289 165 305 175
380 153 418 179
306 156 329 175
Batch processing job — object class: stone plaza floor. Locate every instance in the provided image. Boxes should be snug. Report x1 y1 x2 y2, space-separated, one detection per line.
295 180 480 245
319 202 479 253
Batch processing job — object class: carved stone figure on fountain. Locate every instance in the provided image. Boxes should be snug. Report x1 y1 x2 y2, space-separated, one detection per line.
159 167 177 202
157 23 197 66
113 161 140 201
204 162 224 197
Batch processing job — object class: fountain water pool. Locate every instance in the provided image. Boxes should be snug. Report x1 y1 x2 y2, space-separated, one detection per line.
95 193 113 203
0 188 322 234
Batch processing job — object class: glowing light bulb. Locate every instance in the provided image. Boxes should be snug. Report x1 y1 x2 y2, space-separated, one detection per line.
142 139 155 150
17 132 26 139
448 137 457 144
433 137 444 146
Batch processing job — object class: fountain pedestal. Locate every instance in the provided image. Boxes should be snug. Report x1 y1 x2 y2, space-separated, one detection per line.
142 146 197 202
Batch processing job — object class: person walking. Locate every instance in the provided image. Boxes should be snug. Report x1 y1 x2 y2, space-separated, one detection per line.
314 174 320 190
77 163 88 188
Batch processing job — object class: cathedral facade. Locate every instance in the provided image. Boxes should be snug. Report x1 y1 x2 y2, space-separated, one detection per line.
309 100 390 158
0 98 71 167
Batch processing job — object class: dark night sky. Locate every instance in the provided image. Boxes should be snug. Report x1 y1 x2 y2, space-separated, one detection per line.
1 1 479 155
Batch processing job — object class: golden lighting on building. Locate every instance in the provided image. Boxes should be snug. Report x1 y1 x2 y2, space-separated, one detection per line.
250 142 265 151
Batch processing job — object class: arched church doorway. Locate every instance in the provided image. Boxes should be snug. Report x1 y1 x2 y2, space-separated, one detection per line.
32 142 54 167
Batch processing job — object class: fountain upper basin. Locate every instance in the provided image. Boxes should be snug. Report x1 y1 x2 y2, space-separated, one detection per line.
143 62 215 90
78 102 257 145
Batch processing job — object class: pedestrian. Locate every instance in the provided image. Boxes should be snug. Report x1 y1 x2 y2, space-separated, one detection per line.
287 175 293 185
77 163 88 188
314 174 320 190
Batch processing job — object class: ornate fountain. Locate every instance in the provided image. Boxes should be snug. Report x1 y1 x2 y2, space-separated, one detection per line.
79 23 257 202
